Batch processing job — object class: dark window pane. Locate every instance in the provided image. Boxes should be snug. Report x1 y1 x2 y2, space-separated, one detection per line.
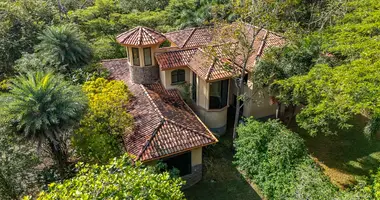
132 48 140 66
192 72 197 102
178 70 185 82
220 79 229 107
163 152 192 176
209 79 229 109
171 69 186 84
143 47 152 66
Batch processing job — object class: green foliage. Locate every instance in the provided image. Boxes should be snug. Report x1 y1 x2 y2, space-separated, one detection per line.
14 53 62 74
68 63 110 84
35 154 185 199
119 0 169 12
273 0 380 137
167 0 232 29
254 36 322 89
0 71 87 168
0 79 9 92
0 0 58 77
234 119 338 199
73 78 133 163
36 24 93 72
0 130 39 200
91 35 126 60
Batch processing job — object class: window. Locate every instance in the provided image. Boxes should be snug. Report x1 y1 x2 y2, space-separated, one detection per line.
171 69 185 84
192 72 197 102
163 152 192 176
143 47 152 66
132 48 140 66
243 73 248 85
209 79 229 109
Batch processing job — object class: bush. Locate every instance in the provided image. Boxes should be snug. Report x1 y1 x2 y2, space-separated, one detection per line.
234 119 339 199
91 36 126 60
73 78 133 163
34 154 185 199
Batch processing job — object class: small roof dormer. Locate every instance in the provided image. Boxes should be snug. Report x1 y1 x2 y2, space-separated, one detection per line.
116 26 166 47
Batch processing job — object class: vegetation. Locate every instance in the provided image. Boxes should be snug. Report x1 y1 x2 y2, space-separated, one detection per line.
35 154 185 199
271 0 380 137
0 72 87 175
36 24 92 72
0 131 39 200
73 78 133 163
0 0 379 198
0 0 57 77
234 119 339 199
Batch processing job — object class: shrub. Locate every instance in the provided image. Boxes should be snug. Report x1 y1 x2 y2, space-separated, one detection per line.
73 78 133 163
91 36 126 60
34 154 185 199
234 119 339 199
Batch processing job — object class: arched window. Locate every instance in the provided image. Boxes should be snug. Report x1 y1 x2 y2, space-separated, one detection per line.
171 69 185 84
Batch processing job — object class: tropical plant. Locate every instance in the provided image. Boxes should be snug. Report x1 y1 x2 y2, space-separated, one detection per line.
0 71 87 175
36 24 93 72
72 78 133 163
0 0 57 77
34 154 185 199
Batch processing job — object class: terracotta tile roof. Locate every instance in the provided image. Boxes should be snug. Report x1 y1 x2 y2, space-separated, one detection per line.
185 24 286 78
116 26 166 46
155 49 198 70
165 27 213 48
102 59 217 162
187 46 245 82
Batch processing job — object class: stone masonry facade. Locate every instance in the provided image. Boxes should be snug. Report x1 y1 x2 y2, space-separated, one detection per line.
182 164 203 189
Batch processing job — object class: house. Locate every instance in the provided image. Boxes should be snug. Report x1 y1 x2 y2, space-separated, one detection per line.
102 24 285 187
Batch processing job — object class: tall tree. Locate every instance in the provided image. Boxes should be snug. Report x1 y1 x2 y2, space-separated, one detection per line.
272 0 380 137
0 72 87 174
206 1 285 140
0 0 57 78
36 24 93 73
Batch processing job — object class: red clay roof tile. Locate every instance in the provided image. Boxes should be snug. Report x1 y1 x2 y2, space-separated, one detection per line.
102 59 217 162
116 26 166 46
155 49 198 70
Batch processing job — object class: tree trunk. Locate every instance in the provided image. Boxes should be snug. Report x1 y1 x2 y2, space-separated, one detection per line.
232 83 242 141
276 103 282 119
48 139 68 178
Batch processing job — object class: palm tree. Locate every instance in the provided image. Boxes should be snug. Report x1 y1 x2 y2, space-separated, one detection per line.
36 24 92 72
0 71 87 174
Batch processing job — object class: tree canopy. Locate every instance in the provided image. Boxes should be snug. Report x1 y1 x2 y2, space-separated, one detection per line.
73 78 133 163
0 72 87 173
35 154 185 199
272 0 380 136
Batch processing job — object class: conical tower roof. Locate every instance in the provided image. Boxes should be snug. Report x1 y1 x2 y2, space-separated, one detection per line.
116 26 166 46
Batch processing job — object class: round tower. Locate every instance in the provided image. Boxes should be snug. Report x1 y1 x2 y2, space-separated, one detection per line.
116 26 166 84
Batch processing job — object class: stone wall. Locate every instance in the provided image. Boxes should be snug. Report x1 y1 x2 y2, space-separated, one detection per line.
130 65 159 84
182 164 202 189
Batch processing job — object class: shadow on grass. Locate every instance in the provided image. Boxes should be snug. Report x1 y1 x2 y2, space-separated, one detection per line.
184 109 261 200
291 115 380 187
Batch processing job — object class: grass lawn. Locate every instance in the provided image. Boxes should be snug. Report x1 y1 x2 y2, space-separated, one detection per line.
184 130 262 200
291 116 380 189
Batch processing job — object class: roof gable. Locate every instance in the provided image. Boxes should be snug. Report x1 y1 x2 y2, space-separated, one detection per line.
116 26 166 46
102 59 218 162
